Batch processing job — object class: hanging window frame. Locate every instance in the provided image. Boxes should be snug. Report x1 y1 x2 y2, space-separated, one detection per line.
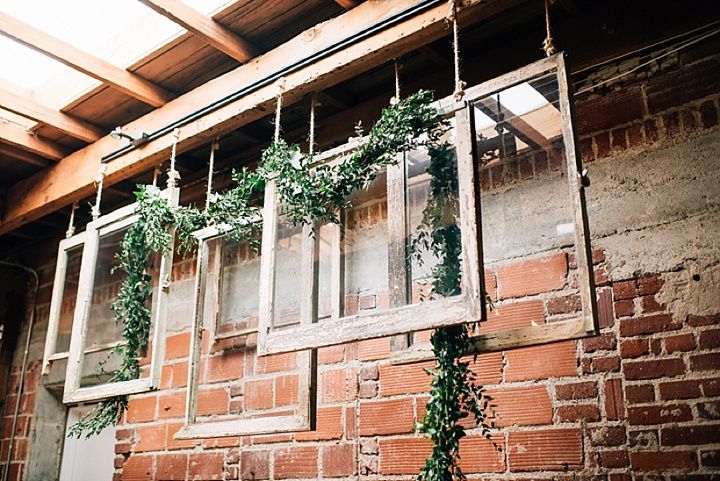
174 223 316 439
259 53 598 357
42 231 87 375
257 97 487 356
62 186 179 404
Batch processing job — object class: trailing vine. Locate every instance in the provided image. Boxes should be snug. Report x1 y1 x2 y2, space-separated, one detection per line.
412 143 493 481
69 89 492 476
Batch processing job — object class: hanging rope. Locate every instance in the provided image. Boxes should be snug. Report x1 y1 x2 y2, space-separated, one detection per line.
448 0 465 100
65 203 78 238
308 94 317 155
391 58 402 104
543 0 557 56
205 138 219 211
91 164 107 220
167 129 181 188
274 92 283 144
152 163 161 187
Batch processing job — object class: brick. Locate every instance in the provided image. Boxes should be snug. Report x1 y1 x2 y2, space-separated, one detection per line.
646 58 720 114
156 453 188 480
497 252 567 299
691 353 720 371
197 388 229 416
126 396 156 424
605 378 624 420
321 367 356 403
379 360 432 396
659 380 703 400
555 381 598 401
700 328 720 349
629 429 658 448
489 386 552 426
557 404 600 422
662 424 720 445
188 452 223 480
256 352 296 373
665 333 696 353
322 444 356 477
134 424 166 452
295 406 342 441
688 314 720 326
274 446 318 479
611 127 628 151
205 351 244 383
623 358 686 380
241 451 269 480
357 338 390 361
378 437 430 475
458 436 505 473
359 398 414 435
627 122 644 148
244 379 273 410
600 450 629 468
619 314 681 336
122 455 153 481
613 280 637 300
505 341 576 381
597 288 614 328
595 132 611 158
582 333 616 353
589 426 627 447
165 332 191 360
641 295 664 313
359 381 377 398
171 362 188 388
701 449 720 467
158 391 185 419
630 451 697 471
547 295 581 315
317 344 345 365
359 364 379 381
620 339 649 358
700 100 719 128
644 119 660 143
482 300 545 332
508 429 582 472
628 404 693 425
360 438 378 455
274 375 298 407
584 355 620 374
665 110 681 137
614 299 635 318
637 275 664 295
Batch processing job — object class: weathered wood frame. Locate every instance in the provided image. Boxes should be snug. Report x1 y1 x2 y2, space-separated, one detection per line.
62 187 179 404
257 99 487 356
398 53 598 362
174 223 316 439
41 231 87 375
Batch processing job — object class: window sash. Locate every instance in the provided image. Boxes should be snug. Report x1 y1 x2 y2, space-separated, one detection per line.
62 187 178 404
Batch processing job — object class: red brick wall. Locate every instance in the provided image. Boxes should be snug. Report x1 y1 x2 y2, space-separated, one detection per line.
2 34 720 481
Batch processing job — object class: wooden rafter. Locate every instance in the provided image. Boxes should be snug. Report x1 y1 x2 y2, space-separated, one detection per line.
0 144 52 168
334 0 361 9
0 0 521 236
0 121 67 161
0 11 175 107
0 87 104 142
138 0 260 63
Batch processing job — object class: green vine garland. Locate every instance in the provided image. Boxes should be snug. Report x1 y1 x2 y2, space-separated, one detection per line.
69 90 492 481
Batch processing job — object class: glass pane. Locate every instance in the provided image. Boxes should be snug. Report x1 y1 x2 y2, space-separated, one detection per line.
473 72 583 334
407 120 462 304
343 170 389 316
273 213 303 326
60 405 115 481
317 223 335 321
81 226 160 387
54 244 83 354
208 235 262 337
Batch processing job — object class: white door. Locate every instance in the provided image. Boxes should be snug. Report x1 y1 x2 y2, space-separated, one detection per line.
58 405 115 481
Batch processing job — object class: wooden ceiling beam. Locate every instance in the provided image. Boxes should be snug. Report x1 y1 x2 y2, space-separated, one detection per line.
334 0 361 9
0 87 104 142
0 0 519 236
0 144 52 168
0 11 175 107
0 121 67 161
138 0 260 63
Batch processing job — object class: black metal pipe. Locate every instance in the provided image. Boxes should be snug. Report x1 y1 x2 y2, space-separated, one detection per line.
102 0 444 163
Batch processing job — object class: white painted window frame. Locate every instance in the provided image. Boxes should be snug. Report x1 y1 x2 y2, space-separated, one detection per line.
62 186 179 404
174 223 316 439
42 231 87 375
259 53 598 357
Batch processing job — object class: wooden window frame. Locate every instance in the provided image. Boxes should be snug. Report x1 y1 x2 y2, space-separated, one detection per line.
42 231 87 375
174 223 316 439
259 53 598 358
257 98 487 357
62 187 179 404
